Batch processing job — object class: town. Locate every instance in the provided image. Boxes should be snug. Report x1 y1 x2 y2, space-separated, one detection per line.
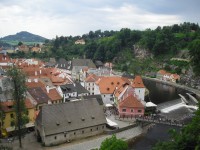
0 30 200 150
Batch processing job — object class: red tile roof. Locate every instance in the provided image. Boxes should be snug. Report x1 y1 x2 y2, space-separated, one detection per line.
119 94 144 108
0 54 11 63
1 98 34 112
26 81 45 88
132 76 145 88
158 70 166 75
97 76 129 94
85 74 100 82
43 88 62 102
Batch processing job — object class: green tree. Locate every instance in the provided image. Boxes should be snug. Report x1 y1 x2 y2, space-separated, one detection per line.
7 66 28 148
189 39 200 75
18 41 23 46
99 135 128 150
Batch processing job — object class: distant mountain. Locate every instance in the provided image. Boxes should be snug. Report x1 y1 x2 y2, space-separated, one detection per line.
0 31 47 43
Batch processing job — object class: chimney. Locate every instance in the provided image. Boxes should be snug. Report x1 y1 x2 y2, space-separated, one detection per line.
46 85 50 93
34 78 38 82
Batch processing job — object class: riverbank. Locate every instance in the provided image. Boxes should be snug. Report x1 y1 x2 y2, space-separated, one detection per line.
142 76 200 99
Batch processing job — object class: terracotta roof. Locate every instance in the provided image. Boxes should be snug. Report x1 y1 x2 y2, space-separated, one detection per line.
24 98 35 109
0 54 11 63
85 74 100 82
158 70 166 75
26 81 45 88
132 76 145 88
1 98 34 112
43 88 62 102
114 83 129 98
97 76 129 94
119 94 144 108
171 74 180 80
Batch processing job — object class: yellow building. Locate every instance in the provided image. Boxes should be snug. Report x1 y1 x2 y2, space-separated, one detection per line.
0 99 35 137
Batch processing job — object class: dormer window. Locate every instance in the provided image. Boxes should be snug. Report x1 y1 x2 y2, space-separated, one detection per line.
56 121 60 126
81 117 85 121
111 82 114 85
107 88 110 91
68 120 71 123
91 116 95 119
117 82 120 85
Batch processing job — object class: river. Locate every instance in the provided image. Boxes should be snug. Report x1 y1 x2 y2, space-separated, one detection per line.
129 79 193 150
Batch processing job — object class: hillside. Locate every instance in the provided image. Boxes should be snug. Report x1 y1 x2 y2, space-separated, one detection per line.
8 22 200 76
0 31 47 45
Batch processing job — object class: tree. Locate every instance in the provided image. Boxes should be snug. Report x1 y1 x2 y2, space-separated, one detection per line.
153 102 200 150
189 39 200 75
7 66 28 148
18 41 23 46
99 135 128 150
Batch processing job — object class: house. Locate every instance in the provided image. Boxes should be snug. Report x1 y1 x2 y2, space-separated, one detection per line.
31 47 41 53
75 39 85 45
118 94 144 118
0 99 35 137
26 80 63 105
156 70 166 80
170 74 180 83
56 58 70 70
132 76 146 101
58 82 89 102
18 44 29 53
0 53 12 67
0 77 13 102
156 70 180 83
71 59 96 80
27 87 50 110
35 98 106 146
95 60 104 68
45 58 56 68
84 74 100 95
95 76 130 104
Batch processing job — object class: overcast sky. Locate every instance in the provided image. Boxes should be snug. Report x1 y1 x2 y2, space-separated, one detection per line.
0 0 199 39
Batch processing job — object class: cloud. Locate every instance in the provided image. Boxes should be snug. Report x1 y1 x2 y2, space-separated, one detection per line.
0 0 199 39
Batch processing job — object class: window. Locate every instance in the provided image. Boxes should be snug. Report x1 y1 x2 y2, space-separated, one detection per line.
74 132 76 135
92 88 94 90
54 136 57 139
64 134 66 137
92 93 94 95
10 113 14 118
91 129 92 131
97 127 98 130
88 88 90 90
139 90 140 93
122 109 126 112
82 130 84 134
131 109 134 113
104 95 105 97
138 110 142 113
102 126 104 129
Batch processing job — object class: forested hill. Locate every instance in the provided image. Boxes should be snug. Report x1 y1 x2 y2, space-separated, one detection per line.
48 22 200 63
0 31 47 43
